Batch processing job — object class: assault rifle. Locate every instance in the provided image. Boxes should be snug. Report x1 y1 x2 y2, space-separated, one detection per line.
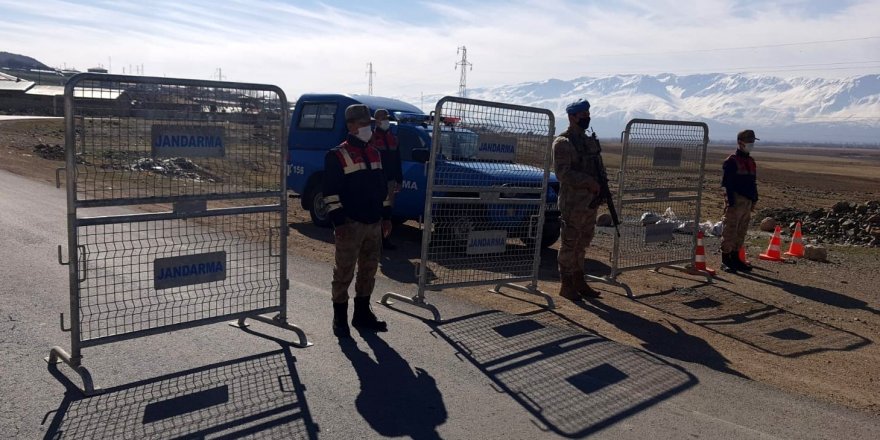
587 132 621 237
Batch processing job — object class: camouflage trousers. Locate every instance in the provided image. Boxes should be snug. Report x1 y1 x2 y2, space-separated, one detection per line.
332 220 382 303
720 194 753 253
557 207 598 275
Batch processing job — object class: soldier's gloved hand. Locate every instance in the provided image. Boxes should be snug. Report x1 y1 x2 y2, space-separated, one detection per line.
382 219 392 238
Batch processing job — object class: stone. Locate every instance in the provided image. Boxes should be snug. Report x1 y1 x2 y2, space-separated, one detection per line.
759 217 777 232
804 244 828 262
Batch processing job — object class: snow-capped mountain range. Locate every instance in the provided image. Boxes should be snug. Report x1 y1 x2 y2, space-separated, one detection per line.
401 73 880 145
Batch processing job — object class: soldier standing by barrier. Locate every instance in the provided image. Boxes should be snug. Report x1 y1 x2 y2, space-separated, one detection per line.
324 104 393 337
552 99 603 301
370 108 403 250
720 129 759 273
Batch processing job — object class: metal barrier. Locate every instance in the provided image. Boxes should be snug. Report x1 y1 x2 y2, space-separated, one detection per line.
383 97 555 320
586 119 710 296
47 73 309 395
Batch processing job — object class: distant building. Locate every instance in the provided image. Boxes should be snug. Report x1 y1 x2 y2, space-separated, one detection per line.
0 71 34 91
87 67 108 74
0 71 123 115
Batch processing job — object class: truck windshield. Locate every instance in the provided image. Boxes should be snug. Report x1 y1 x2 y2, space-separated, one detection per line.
438 130 479 160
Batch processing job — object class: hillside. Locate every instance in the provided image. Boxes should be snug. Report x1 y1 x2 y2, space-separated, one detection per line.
0 51 49 70
400 73 880 145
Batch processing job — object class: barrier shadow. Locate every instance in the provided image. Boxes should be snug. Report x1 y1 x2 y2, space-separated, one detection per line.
575 299 745 377
43 347 318 440
339 333 448 440
433 310 697 438
635 283 872 358
736 269 880 316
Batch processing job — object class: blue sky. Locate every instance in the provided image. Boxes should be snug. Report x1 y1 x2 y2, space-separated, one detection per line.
1 0 878 99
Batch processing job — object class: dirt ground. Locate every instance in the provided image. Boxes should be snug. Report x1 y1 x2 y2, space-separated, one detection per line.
2 118 879 415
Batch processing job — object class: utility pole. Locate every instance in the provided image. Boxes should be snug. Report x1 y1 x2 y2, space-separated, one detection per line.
455 46 473 98
366 62 376 95
214 68 224 81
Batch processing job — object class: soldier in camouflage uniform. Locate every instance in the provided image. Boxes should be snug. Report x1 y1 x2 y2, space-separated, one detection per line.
324 104 393 337
552 99 603 301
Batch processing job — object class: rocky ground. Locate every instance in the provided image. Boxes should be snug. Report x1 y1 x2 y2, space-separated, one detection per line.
2 118 879 416
757 201 880 247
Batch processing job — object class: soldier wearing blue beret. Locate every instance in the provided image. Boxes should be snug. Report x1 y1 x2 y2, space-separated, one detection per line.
552 98 604 300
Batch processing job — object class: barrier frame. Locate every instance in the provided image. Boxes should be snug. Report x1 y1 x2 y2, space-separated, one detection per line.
586 118 711 297
46 73 310 396
383 96 556 321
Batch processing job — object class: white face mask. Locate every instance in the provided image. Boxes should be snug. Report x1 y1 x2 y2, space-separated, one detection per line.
355 125 373 142
743 142 754 153
378 120 390 131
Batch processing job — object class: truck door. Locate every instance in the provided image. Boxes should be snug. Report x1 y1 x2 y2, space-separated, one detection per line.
391 125 429 220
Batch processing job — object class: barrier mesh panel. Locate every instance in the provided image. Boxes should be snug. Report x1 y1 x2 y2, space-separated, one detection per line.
614 120 707 271
422 98 554 287
69 76 284 204
77 213 281 341
64 74 287 344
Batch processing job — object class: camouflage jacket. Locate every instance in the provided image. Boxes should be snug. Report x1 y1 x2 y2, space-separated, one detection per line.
552 127 601 212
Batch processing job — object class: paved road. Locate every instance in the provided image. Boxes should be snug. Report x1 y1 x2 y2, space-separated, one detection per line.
1 169 877 439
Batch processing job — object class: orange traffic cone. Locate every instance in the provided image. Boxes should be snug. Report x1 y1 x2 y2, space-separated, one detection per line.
690 231 716 275
785 222 805 257
739 246 751 265
759 225 786 262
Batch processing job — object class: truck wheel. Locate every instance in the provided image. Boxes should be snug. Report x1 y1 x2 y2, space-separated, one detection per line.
521 220 560 248
540 220 561 247
436 215 474 250
307 187 331 227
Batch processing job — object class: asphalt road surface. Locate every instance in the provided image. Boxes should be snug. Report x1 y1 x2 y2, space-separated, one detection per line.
1 169 877 439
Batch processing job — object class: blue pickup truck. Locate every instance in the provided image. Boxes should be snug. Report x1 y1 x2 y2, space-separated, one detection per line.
286 93 561 247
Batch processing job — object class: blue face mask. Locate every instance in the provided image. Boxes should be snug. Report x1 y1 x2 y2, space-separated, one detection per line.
577 117 591 130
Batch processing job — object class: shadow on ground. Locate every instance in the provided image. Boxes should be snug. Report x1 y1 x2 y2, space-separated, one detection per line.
737 268 880 316
339 332 448 440
432 309 697 438
43 345 318 439
575 297 746 377
635 282 872 358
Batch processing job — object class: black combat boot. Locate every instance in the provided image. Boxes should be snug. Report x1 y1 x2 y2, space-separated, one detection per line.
573 270 601 298
558 274 582 302
721 252 738 273
333 301 351 338
352 296 388 332
732 253 753 272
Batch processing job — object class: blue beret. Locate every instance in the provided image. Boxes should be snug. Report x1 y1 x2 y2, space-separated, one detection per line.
565 99 590 114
